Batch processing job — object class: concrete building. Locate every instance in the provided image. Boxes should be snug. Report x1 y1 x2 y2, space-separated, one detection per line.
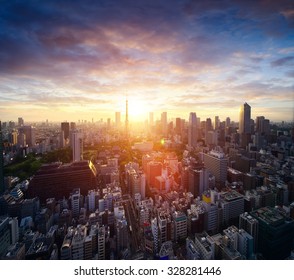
188 168 209 198
186 238 200 260
172 211 187 241
239 102 251 134
194 232 215 260
250 206 294 259
71 130 83 162
71 188 80 218
71 226 86 260
239 212 259 253
188 112 198 149
219 190 244 226
61 122 70 141
147 161 162 188
202 149 228 186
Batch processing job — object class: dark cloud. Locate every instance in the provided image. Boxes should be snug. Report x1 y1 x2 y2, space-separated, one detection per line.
0 0 293 77
271 56 294 67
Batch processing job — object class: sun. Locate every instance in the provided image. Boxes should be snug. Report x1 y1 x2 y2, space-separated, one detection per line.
128 99 149 121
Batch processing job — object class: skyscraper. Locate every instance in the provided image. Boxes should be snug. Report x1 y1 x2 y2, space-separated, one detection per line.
239 103 251 134
188 167 209 198
214 116 220 130
188 112 197 149
71 130 83 162
18 125 36 147
0 121 5 195
115 112 121 128
18 117 24 127
161 112 167 136
61 122 70 141
202 149 228 186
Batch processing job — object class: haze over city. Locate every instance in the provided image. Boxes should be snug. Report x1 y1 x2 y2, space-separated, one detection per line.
0 0 294 122
1 0 294 263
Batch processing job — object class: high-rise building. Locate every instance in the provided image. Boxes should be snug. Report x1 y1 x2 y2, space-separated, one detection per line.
88 190 99 213
188 168 209 198
161 112 167 136
147 161 162 188
61 122 70 140
71 188 80 218
219 190 244 226
71 226 86 260
202 149 228 186
28 161 97 203
18 125 36 147
97 226 106 260
239 212 259 253
188 112 197 149
225 117 231 128
214 116 220 130
194 232 215 260
18 117 24 127
173 211 187 241
239 102 251 134
0 121 4 195
175 118 182 134
116 218 129 255
71 130 83 162
70 122 76 131
250 207 294 259
115 112 121 128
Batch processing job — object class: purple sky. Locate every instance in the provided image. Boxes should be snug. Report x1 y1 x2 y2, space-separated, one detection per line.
0 0 293 123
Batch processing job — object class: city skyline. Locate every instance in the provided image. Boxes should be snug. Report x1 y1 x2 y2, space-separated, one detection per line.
0 0 294 122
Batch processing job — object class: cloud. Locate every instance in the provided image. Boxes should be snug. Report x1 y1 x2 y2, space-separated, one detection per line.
271 56 294 67
0 0 293 121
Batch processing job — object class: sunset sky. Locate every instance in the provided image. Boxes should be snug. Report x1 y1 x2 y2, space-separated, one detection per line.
0 0 294 123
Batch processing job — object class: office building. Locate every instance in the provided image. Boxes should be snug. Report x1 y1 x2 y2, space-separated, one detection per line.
97 226 106 260
147 161 162 188
18 117 24 127
116 218 129 255
28 161 97 203
202 149 228 186
173 211 187 241
188 168 209 198
18 125 36 147
71 226 86 260
239 212 259 253
161 112 167 136
194 232 215 260
251 207 294 259
115 112 121 128
71 188 80 218
239 102 251 134
186 238 200 260
61 122 70 141
71 130 83 162
214 116 220 130
188 112 197 149
219 190 244 226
